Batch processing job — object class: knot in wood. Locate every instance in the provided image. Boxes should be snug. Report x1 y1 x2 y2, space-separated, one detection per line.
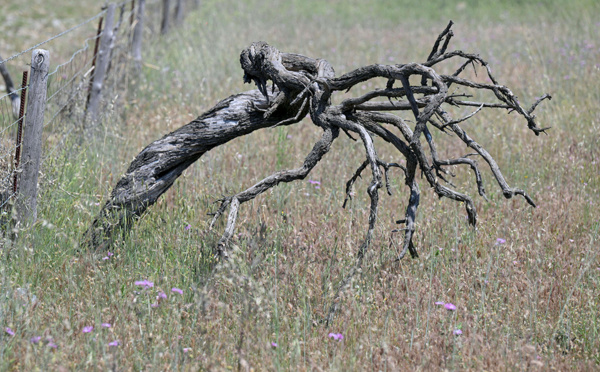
240 41 280 84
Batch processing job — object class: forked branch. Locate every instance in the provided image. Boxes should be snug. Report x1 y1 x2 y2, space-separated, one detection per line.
85 24 550 322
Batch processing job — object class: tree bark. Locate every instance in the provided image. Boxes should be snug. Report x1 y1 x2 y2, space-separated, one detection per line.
84 24 551 261
83 88 305 248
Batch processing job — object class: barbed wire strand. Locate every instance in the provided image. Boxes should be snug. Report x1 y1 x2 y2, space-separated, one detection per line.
43 94 79 130
47 33 102 79
0 110 28 137
0 9 106 66
0 192 16 210
0 85 28 103
46 49 96 103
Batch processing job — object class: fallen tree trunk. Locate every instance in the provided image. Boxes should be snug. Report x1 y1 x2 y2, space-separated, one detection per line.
84 89 301 248
84 23 551 265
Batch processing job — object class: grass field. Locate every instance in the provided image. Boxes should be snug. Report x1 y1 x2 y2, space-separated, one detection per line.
1 0 600 370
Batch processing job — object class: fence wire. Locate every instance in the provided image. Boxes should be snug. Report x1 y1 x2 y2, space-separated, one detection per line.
0 0 198 230
0 10 106 67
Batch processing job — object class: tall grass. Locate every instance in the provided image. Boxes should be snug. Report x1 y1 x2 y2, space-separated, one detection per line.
1 0 599 370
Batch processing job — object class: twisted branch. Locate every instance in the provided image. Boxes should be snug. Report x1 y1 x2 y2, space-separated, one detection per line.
85 22 550 324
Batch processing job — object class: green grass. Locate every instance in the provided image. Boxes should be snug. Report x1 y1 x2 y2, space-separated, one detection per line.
2 0 600 370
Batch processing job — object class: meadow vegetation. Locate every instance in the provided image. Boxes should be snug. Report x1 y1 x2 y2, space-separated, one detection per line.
1 0 599 370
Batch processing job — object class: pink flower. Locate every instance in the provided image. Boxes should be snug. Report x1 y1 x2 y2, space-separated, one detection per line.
328 333 344 341
185 224 191 231
157 291 167 299
5 328 15 336
453 329 463 335
151 303 159 308
101 323 111 328
47 342 58 349
30 336 42 343
308 180 321 185
107 252 114 257
134 280 154 289
171 287 183 295
496 238 506 245
82 326 94 333
108 340 120 346
183 347 192 353
102 256 110 260
435 301 445 306
444 303 457 311
271 342 278 348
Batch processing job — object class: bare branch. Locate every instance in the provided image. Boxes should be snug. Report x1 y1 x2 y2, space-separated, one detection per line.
83 27 551 325
209 126 338 256
440 103 484 129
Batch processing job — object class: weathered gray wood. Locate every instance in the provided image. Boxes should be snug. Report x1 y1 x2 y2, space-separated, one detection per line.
83 87 307 249
132 0 145 70
174 0 184 24
0 54 20 119
161 0 171 35
85 29 549 254
16 49 49 224
86 3 116 125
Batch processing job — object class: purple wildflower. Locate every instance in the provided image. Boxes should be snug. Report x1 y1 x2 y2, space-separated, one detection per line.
496 238 506 245
151 303 159 308
171 287 183 295
286 134 292 139
435 301 445 306
107 252 113 257
157 291 167 299
453 329 463 335
101 323 111 328
30 336 42 343
271 342 278 348
102 256 110 260
308 180 321 185
444 303 457 311
108 340 120 346
328 333 344 341
5 328 15 336
82 326 94 333
47 342 58 349
134 280 154 289
183 347 192 353
185 224 191 231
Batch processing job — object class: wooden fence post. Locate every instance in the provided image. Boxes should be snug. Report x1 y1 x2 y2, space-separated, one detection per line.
16 49 49 225
161 0 171 34
132 0 145 70
86 3 116 125
174 0 184 24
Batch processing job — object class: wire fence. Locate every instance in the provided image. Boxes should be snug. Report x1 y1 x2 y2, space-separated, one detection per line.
0 0 199 229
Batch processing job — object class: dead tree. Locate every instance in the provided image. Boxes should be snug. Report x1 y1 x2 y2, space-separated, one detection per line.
84 22 550 265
